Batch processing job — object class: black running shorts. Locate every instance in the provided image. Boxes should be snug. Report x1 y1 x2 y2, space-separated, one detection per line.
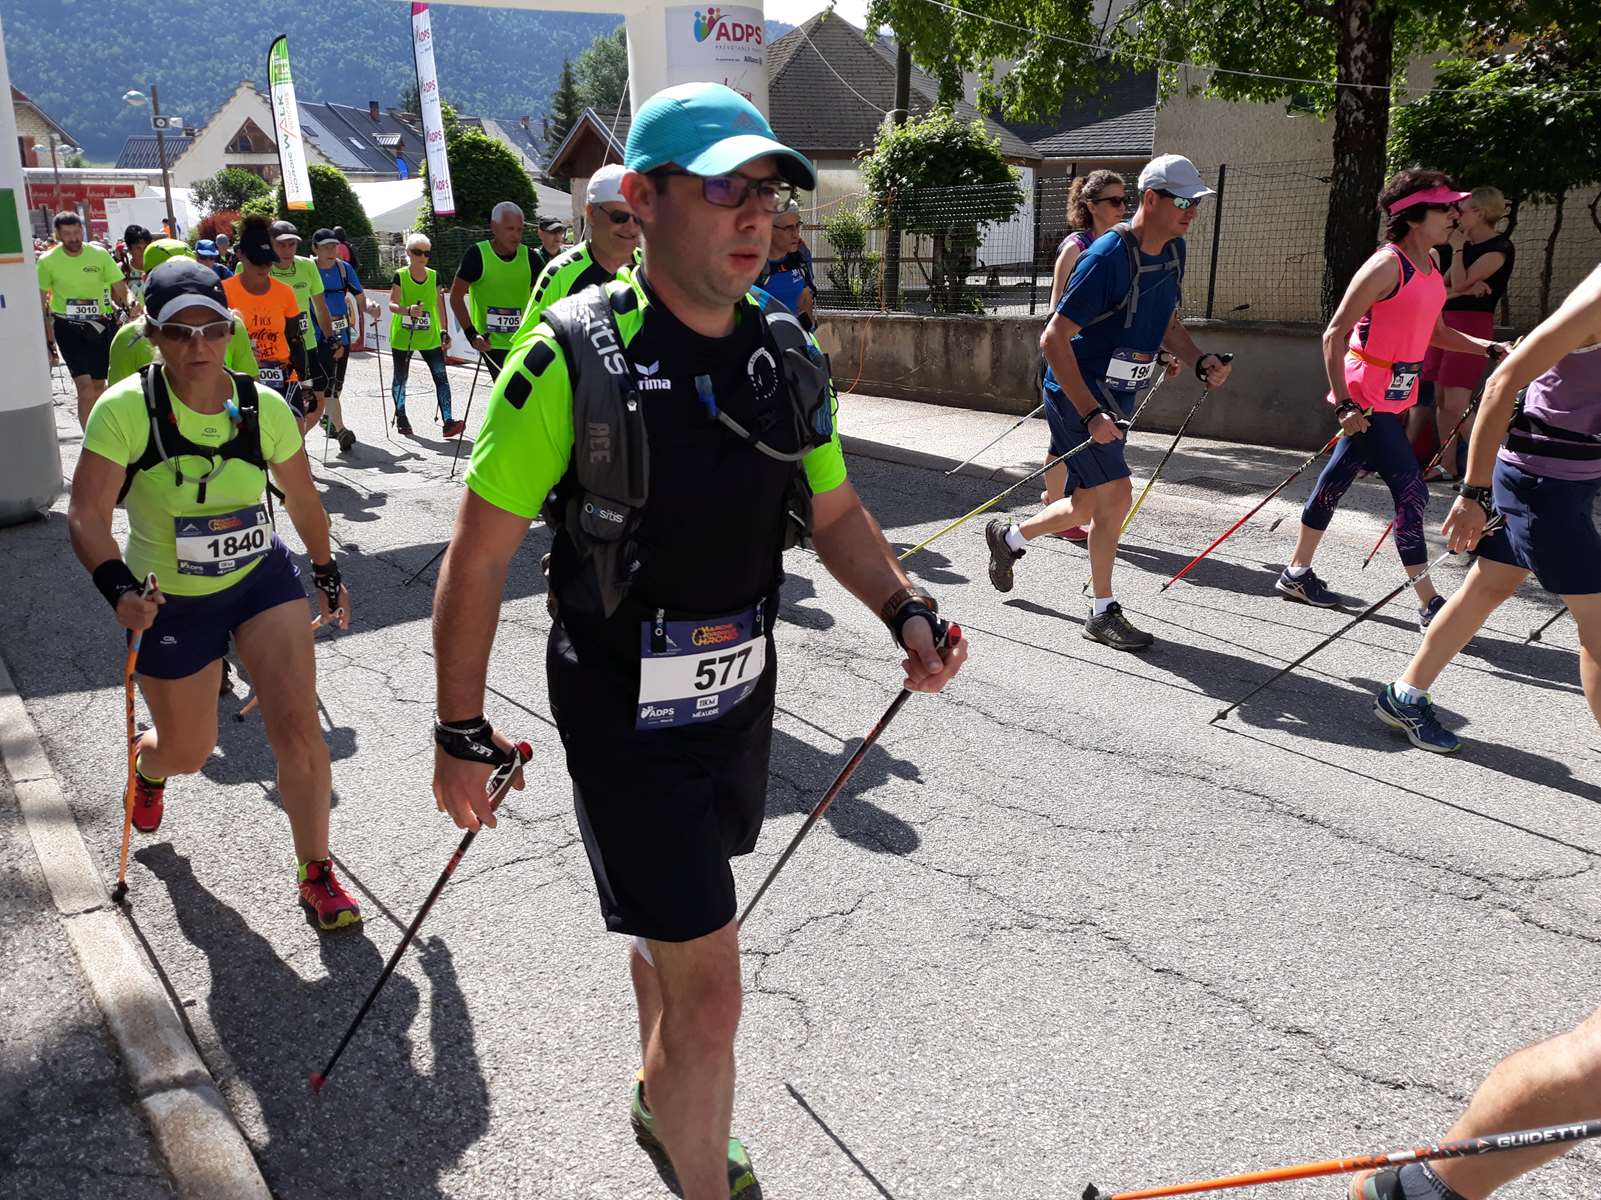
310 339 336 395
54 316 114 380
547 622 776 943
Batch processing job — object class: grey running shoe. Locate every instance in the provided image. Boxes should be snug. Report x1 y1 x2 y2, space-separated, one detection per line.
1276 567 1339 607
1418 594 1445 630
985 518 1022 593
1083 601 1154 651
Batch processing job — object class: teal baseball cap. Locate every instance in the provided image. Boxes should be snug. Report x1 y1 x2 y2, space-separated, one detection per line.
625 82 816 191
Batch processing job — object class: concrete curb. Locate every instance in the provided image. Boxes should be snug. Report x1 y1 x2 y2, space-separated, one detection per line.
840 432 1037 485
0 656 273 1200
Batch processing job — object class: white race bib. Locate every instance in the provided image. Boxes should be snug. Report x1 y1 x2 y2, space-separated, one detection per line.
486 306 521 333
1104 348 1158 394
174 505 272 578
330 315 349 334
258 365 286 386
636 607 767 730
1385 361 1423 404
402 311 432 332
64 298 102 321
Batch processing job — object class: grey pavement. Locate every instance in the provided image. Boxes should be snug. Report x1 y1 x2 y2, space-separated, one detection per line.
4 350 1600 1199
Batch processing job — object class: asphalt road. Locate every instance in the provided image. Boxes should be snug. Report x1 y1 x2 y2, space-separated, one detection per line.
4 352 1599 1200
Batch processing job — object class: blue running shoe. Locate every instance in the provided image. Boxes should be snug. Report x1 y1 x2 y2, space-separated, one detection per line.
1418 595 1446 630
1374 684 1460 753
1275 567 1339 607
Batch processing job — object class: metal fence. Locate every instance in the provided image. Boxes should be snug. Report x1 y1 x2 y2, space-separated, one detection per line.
803 161 1601 331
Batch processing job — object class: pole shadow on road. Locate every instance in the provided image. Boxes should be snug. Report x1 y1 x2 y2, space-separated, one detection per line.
778 571 837 632
767 728 921 856
132 842 490 1200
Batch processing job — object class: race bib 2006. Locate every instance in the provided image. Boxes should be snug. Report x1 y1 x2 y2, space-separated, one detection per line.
402 311 432 332
637 606 767 730
174 505 272 578
258 364 286 386
486 307 521 333
1104 348 1159 394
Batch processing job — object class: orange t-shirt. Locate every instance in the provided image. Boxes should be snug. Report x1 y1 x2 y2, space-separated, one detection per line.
223 274 302 368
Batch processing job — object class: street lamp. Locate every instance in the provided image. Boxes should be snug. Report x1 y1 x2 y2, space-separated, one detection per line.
123 86 176 235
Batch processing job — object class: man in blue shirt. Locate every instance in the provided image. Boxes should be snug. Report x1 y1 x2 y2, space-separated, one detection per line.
985 155 1234 650
313 227 374 452
195 239 233 280
756 201 816 329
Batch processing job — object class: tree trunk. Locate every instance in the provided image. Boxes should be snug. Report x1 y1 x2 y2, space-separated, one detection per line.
881 44 912 311
1499 196 1521 326
1319 0 1395 320
1539 190 1565 320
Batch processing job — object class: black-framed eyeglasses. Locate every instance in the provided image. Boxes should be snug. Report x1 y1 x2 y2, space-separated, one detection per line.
153 318 235 343
772 220 801 233
655 168 796 214
599 206 640 227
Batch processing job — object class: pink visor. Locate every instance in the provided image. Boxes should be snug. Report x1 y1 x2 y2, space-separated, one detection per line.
1388 186 1471 215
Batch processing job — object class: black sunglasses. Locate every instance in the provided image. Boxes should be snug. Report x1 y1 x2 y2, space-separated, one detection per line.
599 206 640 227
408 248 431 257
1153 189 1204 210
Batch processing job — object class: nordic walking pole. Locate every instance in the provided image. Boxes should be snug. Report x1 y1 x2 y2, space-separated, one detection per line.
310 740 532 1093
898 379 1169 564
448 352 501 481
1526 607 1569 643
403 542 447 588
1211 526 1500 723
1121 356 1233 538
370 313 394 444
945 403 1045 476
1162 430 1343 591
111 575 159 905
1083 1117 1601 1200
738 623 960 929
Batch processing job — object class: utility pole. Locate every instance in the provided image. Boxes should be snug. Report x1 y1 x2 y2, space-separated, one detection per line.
151 83 176 234
47 134 63 213
881 43 911 310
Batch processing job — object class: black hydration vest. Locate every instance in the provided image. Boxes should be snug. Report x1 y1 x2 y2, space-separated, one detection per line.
539 281 835 619
119 366 273 507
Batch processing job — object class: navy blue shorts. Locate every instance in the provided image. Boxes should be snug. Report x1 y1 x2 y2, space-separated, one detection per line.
136 538 307 679
1043 387 1130 491
1474 459 1601 595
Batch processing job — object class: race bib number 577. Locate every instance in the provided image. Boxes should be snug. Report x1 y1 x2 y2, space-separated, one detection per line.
636 608 767 730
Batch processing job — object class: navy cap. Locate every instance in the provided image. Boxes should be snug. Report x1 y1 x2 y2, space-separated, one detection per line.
145 259 232 324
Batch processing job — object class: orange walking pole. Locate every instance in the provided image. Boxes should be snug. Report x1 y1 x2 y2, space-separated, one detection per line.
1084 1117 1601 1200
111 575 157 904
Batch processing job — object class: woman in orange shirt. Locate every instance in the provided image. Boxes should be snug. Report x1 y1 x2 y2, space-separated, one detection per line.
222 217 316 431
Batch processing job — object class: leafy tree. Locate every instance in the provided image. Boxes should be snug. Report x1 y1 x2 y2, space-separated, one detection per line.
860 108 1022 313
1390 35 1601 319
575 26 629 112
420 104 539 281
191 167 271 216
63 149 88 168
822 204 880 306
251 164 375 241
868 0 1601 319
545 59 584 164
400 80 422 116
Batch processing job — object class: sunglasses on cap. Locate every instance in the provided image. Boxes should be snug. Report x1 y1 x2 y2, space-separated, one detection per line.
153 318 235 343
654 169 797 214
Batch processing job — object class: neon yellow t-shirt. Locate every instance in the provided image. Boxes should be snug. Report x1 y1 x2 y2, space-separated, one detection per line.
106 316 260 386
82 371 304 597
37 244 124 317
269 256 326 347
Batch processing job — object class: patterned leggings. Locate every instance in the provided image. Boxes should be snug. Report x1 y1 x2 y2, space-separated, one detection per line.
1300 410 1429 566
391 345 452 422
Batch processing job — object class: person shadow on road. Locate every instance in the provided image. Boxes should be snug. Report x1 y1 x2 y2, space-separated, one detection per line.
133 843 489 1199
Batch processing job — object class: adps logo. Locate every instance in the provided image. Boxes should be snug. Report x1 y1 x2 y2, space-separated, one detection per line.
692 6 762 45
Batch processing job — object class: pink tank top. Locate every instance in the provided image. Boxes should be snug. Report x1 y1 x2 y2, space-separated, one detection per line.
1339 244 1446 414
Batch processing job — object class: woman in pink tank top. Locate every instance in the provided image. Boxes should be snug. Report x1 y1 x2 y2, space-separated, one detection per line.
1274 169 1506 627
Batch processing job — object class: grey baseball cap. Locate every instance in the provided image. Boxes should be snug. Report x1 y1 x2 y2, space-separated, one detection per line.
1138 154 1215 200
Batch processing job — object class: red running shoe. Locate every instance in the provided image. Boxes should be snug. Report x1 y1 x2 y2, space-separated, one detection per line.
298 858 363 931
1050 526 1090 542
442 418 466 438
131 740 165 834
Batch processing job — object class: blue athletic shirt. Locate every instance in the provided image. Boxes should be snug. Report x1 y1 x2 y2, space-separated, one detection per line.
758 251 812 314
1045 229 1186 414
317 259 363 320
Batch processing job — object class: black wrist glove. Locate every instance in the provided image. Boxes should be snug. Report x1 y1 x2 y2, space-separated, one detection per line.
434 716 514 766
92 559 143 610
1195 352 1233 383
889 601 951 652
1334 400 1362 421
462 322 481 344
311 557 343 613
1454 481 1497 521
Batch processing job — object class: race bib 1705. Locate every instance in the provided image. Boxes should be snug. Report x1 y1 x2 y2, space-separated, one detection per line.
485 306 521 333
636 607 766 730
174 505 272 578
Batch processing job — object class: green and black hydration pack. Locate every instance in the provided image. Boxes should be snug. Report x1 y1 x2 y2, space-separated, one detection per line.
539 280 836 618
119 365 277 507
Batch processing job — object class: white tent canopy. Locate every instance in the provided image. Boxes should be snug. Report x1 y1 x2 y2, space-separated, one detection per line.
352 178 427 235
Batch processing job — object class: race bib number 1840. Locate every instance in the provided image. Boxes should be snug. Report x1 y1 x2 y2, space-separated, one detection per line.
174 505 272 577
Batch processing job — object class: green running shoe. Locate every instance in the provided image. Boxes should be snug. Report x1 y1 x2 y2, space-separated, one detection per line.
630 1074 760 1198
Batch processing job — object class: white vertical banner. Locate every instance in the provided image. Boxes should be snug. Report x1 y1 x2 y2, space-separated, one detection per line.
411 3 455 216
267 35 314 211
663 5 768 113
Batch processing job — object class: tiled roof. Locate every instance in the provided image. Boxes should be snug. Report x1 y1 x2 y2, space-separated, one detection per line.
300 102 426 176
999 63 1157 160
767 14 1037 162
12 85 76 144
115 134 193 170
587 107 633 154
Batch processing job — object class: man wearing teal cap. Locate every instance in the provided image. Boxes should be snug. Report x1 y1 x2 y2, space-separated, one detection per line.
429 83 969 1198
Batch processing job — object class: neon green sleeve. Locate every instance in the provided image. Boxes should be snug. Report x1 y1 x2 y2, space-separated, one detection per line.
226 313 259 377
464 327 575 520
256 385 305 465
802 383 847 495
306 259 325 297
105 326 152 386
81 380 145 468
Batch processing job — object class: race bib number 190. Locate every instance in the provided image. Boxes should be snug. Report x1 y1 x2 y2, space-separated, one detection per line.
1104 347 1158 394
637 607 766 730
